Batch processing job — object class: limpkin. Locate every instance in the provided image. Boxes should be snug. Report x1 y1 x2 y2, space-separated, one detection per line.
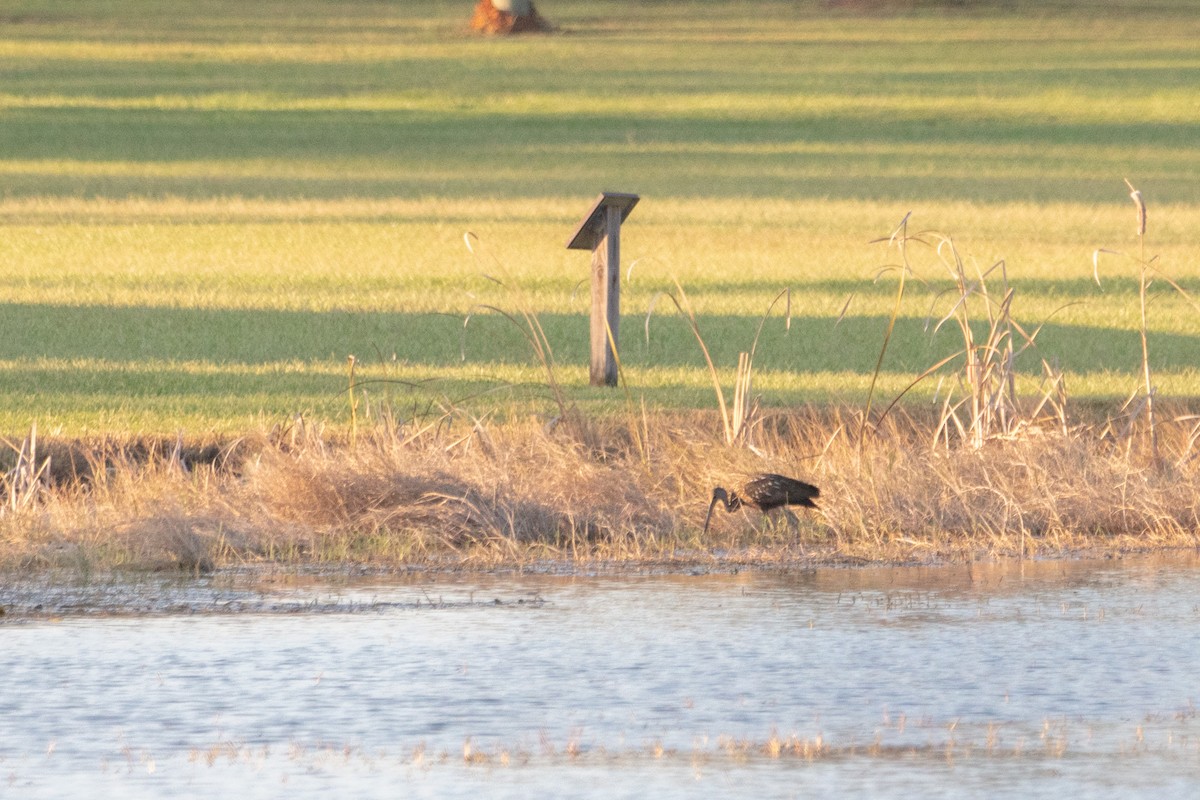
703 473 820 535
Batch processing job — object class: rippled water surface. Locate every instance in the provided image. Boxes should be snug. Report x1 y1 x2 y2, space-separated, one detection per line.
3 555 1200 798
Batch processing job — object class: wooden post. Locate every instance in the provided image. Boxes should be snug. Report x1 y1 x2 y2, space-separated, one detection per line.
567 192 640 387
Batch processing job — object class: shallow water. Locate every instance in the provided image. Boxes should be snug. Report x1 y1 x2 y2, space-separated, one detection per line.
2 556 1200 798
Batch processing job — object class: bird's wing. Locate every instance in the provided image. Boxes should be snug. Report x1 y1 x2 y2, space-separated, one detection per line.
746 473 820 505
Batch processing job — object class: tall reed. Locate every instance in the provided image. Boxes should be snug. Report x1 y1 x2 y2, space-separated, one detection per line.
1094 180 1200 464
863 219 1072 451
460 232 571 421
1 423 50 515
646 280 790 446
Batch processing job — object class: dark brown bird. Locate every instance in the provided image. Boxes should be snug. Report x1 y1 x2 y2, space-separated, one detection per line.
704 473 820 535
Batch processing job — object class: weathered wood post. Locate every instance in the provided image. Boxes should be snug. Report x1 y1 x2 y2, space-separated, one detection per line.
566 192 640 387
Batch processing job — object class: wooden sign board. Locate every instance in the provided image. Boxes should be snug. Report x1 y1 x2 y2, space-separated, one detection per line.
566 192 640 387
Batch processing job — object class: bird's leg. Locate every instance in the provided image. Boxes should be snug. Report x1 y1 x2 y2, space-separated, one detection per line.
758 509 804 554
784 508 803 555
751 508 778 547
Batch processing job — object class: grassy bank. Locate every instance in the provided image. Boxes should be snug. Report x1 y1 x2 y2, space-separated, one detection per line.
2 1 1200 569
2 403 1198 573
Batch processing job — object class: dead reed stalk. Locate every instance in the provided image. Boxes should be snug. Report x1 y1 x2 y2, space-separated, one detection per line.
2 423 51 515
864 218 1074 453
646 281 790 446
1094 181 1200 466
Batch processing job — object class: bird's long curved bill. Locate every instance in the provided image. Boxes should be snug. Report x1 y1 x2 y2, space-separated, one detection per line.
702 496 720 536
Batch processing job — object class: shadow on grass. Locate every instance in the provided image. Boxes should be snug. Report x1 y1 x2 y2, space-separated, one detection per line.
0 302 1196 378
2 107 1200 203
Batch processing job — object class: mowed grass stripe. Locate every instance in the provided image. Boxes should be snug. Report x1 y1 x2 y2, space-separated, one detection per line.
4 90 1200 126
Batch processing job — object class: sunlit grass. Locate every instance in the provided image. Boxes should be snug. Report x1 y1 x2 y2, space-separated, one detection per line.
1 1 1200 434
1 194 1199 433
3 88 1200 127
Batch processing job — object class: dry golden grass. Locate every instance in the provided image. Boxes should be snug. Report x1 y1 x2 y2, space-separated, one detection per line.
1 401 1197 574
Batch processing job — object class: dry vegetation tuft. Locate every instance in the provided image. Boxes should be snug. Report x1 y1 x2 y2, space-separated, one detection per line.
1 403 1197 573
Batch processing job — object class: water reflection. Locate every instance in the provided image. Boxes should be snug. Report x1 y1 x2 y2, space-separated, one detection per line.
2 554 1199 798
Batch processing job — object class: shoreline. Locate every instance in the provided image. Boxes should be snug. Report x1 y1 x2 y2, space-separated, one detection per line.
3 549 1198 622
2 405 1198 576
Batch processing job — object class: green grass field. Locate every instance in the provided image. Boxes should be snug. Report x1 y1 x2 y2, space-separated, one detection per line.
2 0 1200 435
